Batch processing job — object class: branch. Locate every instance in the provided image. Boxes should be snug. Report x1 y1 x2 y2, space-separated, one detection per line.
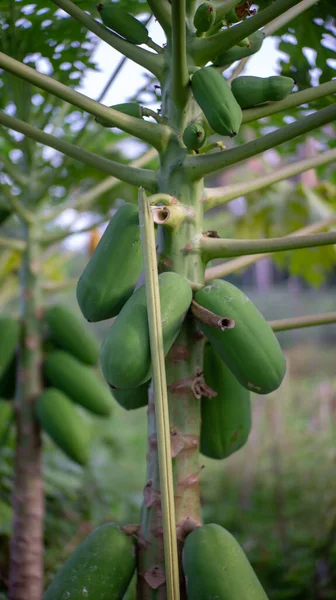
0 52 171 152
263 0 320 36
191 300 235 330
204 147 336 210
0 235 25 251
204 214 336 281
185 103 336 180
242 81 336 124
147 0 171 35
42 280 77 292
171 0 189 108
42 217 108 246
269 312 336 332
0 112 157 192
7 192 35 224
0 155 28 186
51 0 164 78
200 231 336 261
191 0 301 65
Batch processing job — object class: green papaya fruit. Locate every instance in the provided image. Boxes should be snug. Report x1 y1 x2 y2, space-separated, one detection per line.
212 31 264 68
95 102 143 127
0 317 19 379
44 304 99 365
194 2 216 34
100 272 192 389
194 280 286 394
36 388 90 466
0 400 13 441
97 3 149 45
182 123 206 152
111 381 149 411
76 204 143 322
231 75 295 109
0 357 16 400
44 351 113 417
191 67 242 137
43 523 136 600
183 523 269 599
201 343 251 459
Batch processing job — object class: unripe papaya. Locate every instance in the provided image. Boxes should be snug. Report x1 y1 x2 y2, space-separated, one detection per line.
111 381 149 410
0 317 19 379
182 123 206 152
43 523 136 600
0 357 16 400
191 67 242 137
100 272 192 389
44 351 113 416
212 30 264 68
183 523 269 599
36 388 90 466
76 204 144 322
95 102 143 127
44 304 99 365
194 280 286 394
97 3 149 45
0 400 13 441
194 2 216 34
231 75 295 109
201 343 251 459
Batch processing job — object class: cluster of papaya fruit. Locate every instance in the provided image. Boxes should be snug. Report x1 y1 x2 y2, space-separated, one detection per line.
0 305 113 466
43 520 269 599
76 204 286 462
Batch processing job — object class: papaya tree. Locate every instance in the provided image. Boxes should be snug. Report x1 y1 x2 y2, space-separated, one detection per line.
0 0 336 599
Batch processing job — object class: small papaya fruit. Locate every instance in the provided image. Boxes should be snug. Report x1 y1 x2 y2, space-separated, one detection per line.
0 317 19 379
191 67 242 137
231 75 295 109
97 3 149 45
44 304 99 365
183 523 269 599
194 2 216 34
201 343 251 459
182 123 206 152
36 388 90 466
76 204 144 322
212 30 264 68
44 351 113 416
43 523 136 600
194 279 286 394
95 102 143 127
111 381 149 411
100 272 192 389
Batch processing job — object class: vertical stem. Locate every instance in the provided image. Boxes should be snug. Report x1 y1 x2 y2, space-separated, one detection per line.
9 219 44 600
137 134 205 598
171 0 189 108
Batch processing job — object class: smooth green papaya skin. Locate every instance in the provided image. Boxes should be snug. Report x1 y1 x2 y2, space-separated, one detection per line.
36 388 90 466
44 304 99 365
201 343 251 459
44 351 113 416
213 31 265 68
97 3 149 45
96 102 143 127
182 123 206 151
0 357 16 400
0 400 13 440
111 382 149 410
194 280 286 394
100 272 192 389
0 317 19 379
183 523 269 600
231 75 295 109
191 67 242 137
43 523 136 600
76 204 144 322
194 2 216 34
